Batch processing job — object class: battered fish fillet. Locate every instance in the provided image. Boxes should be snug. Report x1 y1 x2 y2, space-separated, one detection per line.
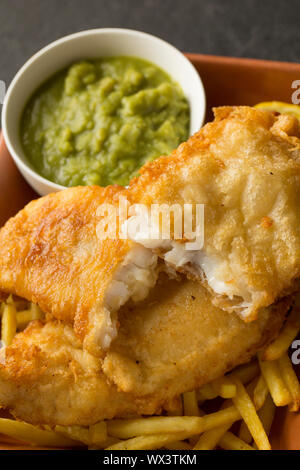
128 106 300 321
0 106 299 361
0 186 159 356
0 320 158 426
0 278 291 425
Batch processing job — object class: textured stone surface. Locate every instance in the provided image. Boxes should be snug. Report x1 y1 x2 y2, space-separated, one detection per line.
0 0 299 87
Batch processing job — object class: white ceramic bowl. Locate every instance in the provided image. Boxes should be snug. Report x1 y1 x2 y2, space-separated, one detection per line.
2 28 206 196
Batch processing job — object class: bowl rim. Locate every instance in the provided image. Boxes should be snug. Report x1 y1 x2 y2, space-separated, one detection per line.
2 28 206 193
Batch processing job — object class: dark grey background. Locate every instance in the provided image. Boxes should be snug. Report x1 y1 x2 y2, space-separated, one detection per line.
0 0 299 87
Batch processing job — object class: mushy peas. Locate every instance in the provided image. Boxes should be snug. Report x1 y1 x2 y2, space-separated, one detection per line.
20 57 190 186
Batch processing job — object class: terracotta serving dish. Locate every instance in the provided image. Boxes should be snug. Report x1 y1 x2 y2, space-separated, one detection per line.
0 53 300 450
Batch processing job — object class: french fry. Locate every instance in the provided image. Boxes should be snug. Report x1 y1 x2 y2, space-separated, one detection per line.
193 400 234 450
198 375 240 402
239 375 259 444
258 354 292 407
1 303 17 346
56 422 107 446
238 379 259 444
17 310 34 330
107 416 204 439
201 406 241 432
107 406 241 440
165 440 193 450
232 377 271 450
6 295 14 305
106 432 192 451
278 353 300 412
0 418 77 447
30 302 44 320
193 420 233 450
263 306 300 361
88 437 120 450
197 383 218 401
219 431 254 450
257 395 276 436
229 361 259 385
211 376 236 399
193 426 227 450
16 303 44 330
89 421 107 445
183 391 202 445
183 391 200 416
253 375 268 410
55 425 90 445
198 377 236 403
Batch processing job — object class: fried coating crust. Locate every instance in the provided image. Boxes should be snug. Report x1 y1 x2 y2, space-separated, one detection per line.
129 106 300 320
0 185 134 355
0 320 159 426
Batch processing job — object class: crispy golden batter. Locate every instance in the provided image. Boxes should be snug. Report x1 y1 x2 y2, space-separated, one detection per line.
129 106 300 321
0 185 137 356
0 278 291 426
0 320 158 426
